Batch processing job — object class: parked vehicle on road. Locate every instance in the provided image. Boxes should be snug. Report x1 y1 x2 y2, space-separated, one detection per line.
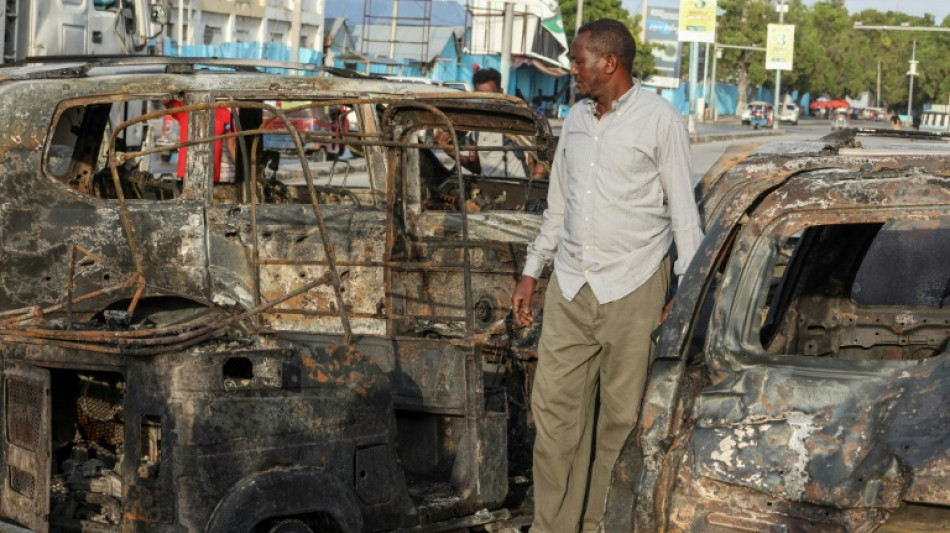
778 103 799 125
749 101 773 129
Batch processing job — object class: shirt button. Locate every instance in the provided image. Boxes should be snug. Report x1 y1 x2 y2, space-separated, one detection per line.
594 136 598 141
586 190 591 194
584 217 589 221
589 162 594 167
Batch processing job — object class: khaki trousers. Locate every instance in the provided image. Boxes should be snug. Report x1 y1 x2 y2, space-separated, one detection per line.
530 258 670 533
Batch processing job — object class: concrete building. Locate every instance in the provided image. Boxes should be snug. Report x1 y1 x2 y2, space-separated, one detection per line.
165 0 325 62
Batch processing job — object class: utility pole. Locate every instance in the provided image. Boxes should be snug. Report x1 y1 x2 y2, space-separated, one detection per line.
876 60 881 108
688 42 698 133
772 0 787 130
853 23 950 118
702 44 710 121
500 2 514 94
388 0 400 59
907 39 918 118
710 44 719 120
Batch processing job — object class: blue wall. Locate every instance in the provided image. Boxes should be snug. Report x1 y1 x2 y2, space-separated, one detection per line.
165 41 324 75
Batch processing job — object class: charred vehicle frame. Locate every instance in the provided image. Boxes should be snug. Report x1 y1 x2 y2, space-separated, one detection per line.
0 57 553 533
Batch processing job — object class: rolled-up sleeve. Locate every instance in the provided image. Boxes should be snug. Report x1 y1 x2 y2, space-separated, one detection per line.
657 113 704 277
523 133 567 279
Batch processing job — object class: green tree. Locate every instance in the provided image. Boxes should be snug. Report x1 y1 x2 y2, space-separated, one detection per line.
713 0 774 111
558 0 656 79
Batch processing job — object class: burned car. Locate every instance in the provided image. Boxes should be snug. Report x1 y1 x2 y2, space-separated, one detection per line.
606 130 950 532
0 57 552 532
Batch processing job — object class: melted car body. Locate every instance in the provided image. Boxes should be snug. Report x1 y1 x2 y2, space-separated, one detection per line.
606 129 950 533
0 58 552 533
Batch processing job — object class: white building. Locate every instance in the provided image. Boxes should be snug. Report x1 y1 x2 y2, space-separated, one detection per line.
167 0 325 55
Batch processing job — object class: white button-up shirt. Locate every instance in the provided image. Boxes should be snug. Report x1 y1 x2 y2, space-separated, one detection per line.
523 82 704 304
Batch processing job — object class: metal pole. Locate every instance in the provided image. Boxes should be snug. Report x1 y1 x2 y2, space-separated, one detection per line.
702 43 710 121
500 2 514 94
710 43 718 120
389 0 400 59
876 60 881 107
177 0 184 56
187 0 193 46
772 0 785 130
688 41 698 134
907 39 917 119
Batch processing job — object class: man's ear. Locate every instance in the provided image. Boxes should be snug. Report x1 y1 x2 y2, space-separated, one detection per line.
603 53 618 75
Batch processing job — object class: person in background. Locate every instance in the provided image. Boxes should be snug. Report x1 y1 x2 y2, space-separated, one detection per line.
162 99 238 183
510 19 703 532
437 68 548 180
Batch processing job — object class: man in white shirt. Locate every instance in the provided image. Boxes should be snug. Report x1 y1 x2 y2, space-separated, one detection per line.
510 19 704 532
437 68 549 181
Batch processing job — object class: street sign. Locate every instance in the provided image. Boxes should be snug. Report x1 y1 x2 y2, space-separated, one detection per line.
766 23 795 71
645 5 683 88
678 0 717 43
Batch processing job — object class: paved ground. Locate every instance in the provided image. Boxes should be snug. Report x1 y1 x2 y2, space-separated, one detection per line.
547 115 786 144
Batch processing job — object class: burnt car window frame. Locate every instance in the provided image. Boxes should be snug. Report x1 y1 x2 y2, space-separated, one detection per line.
712 206 950 366
43 93 208 204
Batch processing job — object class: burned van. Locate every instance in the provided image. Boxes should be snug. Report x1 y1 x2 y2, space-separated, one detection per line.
606 130 950 532
0 58 552 532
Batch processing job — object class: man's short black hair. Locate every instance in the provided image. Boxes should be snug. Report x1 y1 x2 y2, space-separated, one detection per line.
472 67 502 87
577 19 637 73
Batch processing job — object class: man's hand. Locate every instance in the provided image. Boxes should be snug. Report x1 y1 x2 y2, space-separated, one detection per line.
511 276 538 327
435 129 457 159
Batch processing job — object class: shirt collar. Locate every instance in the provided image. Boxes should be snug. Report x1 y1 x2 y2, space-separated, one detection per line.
585 80 640 117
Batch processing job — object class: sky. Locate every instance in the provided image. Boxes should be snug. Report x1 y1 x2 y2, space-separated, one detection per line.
622 0 950 22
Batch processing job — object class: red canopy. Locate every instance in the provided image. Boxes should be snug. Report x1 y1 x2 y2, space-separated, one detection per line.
810 99 850 110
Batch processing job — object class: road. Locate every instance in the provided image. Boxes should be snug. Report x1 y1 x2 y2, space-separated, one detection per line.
690 116 878 183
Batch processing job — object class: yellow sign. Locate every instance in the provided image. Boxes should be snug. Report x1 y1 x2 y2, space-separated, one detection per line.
678 0 717 43
766 24 795 71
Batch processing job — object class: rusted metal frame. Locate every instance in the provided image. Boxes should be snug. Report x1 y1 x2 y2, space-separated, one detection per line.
106 100 355 343
66 245 77 329
256 258 519 274
394 107 474 336
0 272 337 355
273 310 472 323
357 103 385 208
0 244 215 327
8 309 218 340
289 133 547 152
1 278 139 324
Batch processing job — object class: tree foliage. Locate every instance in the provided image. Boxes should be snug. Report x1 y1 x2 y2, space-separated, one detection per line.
558 0 656 79
676 0 950 110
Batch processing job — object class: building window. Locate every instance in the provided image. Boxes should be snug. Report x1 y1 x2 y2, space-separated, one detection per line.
203 26 222 46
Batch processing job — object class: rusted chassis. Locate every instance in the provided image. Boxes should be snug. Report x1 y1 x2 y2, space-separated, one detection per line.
4 337 420 532
605 138 950 532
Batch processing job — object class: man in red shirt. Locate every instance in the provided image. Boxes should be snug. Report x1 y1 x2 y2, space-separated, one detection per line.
163 99 237 182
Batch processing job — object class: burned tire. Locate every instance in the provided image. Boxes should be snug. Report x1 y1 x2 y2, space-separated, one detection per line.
266 519 313 533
